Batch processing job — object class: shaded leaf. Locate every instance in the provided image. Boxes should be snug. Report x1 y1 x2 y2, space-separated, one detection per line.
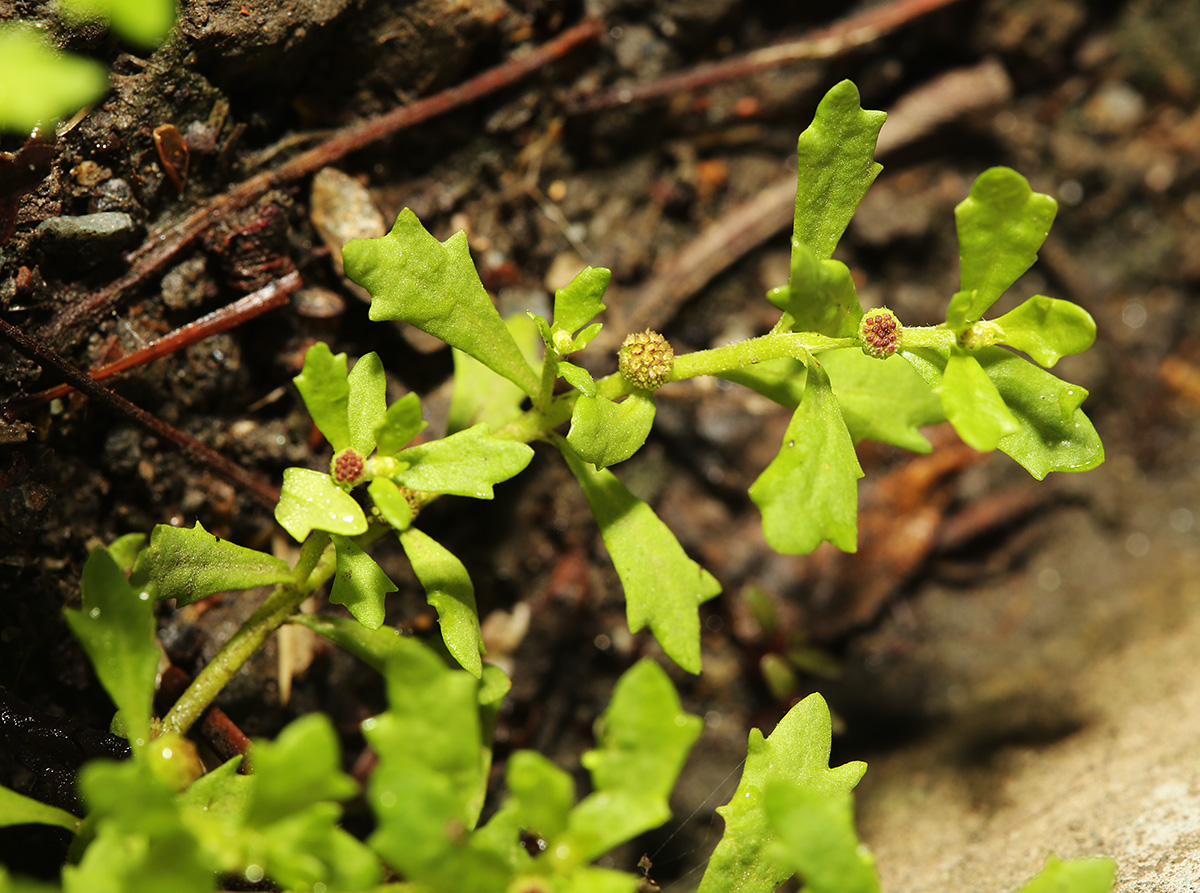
721 357 808 410
951 167 1057 328
329 534 398 630
993 295 1097 367
0 785 81 832
507 750 575 842
368 477 412 531
0 25 108 133
374 391 426 456
395 423 534 499
448 314 541 434
819 349 944 452
60 0 175 48
560 445 720 673
288 613 432 675
294 341 351 453
399 526 483 678
976 346 1104 479
63 548 157 748
131 521 292 607
698 693 866 893
772 244 862 338
567 392 656 469
345 209 539 396
749 361 862 554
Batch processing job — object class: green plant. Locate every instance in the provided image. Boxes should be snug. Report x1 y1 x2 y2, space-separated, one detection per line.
0 0 175 133
1 81 1112 893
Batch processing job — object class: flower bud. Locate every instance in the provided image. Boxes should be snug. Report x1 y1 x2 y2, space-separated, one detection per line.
618 330 674 391
332 448 365 485
859 308 902 359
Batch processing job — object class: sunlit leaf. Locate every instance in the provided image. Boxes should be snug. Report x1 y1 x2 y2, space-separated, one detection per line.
293 341 351 453
772 243 862 338
1015 855 1117 893
749 361 862 554
60 0 176 48
63 549 157 748
567 392 655 469
394 423 533 499
0 25 108 133
721 357 808 410
936 348 1019 452
558 360 598 397
275 468 368 541
763 782 880 893
560 445 720 674
398 526 483 678
345 351 387 457
448 314 541 434
329 534 397 630
792 79 886 261
368 478 412 531
950 167 1057 328
130 521 292 607
993 295 1097 367
698 693 867 893
345 209 539 396
506 751 575 843
556 660 703 864
554 266 610 335
246 714 359 827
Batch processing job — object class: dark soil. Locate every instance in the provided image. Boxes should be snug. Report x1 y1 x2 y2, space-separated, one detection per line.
2 0 1198 889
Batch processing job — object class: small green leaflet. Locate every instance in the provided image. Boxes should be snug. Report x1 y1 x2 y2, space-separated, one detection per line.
949 167 1057 329
505 750 575 843
554 266 610 335
393 423 534 499
555 659 703 865
374 391 426 456
60 0 176 48
0 785 81 832
976 346 1104 479
130 521 293 607
0 26 107 134
772 243 863 339
368 477 412 530
293 341 351 453
936 348 1020 452
63 548 158 749
288 613 432 674
275 467 368 541
560 443 721 674
764 783 880 893
399 526 484 678
992 295 1097 368
749 361 862 554
246 714 360 828
329 534 397 630
698 693 867 893
567 392 656 470
344 209 540 396
1015 856 1117 893
345 350 387 456
792 79 886 262
819 350 944 453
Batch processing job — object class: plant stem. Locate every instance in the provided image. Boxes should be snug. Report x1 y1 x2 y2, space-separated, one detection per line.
670 331 856 379
161 536 337 736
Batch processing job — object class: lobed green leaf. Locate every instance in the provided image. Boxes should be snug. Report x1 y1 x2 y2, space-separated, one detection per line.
1015 855 1117 893
394 423 534 499
764 782 880 893
976 346 1104 479
130 521 292 607
346 351 387 457
936 348 1020 452
63 548 158 748
993 295 1097 368
819 349 944 452
275 467 368 541
449 314 541 434
399 526 484 677
561 444 721 674
567 392 656 470
345 209 540 396
293 341 351 453
698 693 867 893
556 660 703 864
792 79 886 262
554 266 611 335
246 713 359 828
749 361 862 554
374 391 426 456
772 244 863 338
950 167 1057 328
329 534 398 630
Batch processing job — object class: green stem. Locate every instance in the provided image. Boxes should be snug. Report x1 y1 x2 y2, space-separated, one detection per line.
670 331 855 379
161 535 337 736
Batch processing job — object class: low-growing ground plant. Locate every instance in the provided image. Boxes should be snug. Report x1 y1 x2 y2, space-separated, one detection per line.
0 81 1114 893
